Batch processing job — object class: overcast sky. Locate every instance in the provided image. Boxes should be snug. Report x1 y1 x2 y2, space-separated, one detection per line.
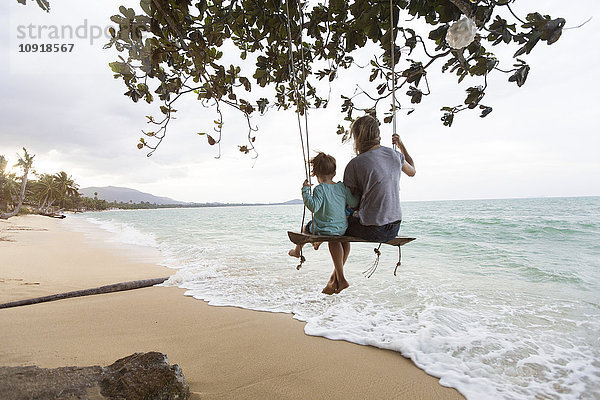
1 0 599 203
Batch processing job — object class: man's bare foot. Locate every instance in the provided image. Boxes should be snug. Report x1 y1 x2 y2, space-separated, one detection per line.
288 248 301 258
312 241 322 251
335 280 350 294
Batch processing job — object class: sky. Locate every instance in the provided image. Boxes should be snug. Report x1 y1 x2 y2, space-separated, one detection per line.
1 0 599 204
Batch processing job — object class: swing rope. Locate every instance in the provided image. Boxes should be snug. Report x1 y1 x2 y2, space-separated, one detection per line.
364 0 401 276
284 0 310 192
297 0 313 234
390 0 398 151
299 4 312 193
362 243 382 278
285 0 313 269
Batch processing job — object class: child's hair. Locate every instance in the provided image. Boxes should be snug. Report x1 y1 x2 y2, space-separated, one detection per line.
310 152 336 177
350 115 381 154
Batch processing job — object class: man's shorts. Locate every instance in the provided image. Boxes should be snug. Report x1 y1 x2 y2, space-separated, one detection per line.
345 215 401 242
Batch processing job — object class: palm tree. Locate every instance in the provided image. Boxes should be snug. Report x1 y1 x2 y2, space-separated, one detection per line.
33 173 61 211
0 155 6 177
0 155 7 209
53 171 79 208
2 172 21 209
0 148 35 220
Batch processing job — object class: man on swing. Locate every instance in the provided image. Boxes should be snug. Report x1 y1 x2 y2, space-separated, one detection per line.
326 115 415 294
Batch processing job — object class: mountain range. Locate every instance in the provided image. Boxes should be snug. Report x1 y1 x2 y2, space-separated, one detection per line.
79 186 303 206
79 186 186 205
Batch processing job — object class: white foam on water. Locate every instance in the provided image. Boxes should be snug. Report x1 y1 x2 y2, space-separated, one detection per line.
83 216 159 248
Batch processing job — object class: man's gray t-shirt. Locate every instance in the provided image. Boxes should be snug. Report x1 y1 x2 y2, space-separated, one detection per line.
343 146 405 226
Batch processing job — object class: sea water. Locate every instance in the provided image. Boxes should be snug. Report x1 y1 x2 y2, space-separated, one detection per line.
69 197 600 400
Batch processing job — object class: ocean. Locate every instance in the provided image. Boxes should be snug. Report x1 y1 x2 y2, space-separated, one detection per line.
69 196 600 400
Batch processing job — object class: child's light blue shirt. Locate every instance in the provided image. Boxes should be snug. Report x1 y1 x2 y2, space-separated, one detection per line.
302 182 358 235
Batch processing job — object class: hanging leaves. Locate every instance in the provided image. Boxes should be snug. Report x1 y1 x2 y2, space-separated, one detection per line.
81 0 568 153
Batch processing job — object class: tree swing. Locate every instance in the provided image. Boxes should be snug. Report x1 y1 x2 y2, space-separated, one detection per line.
285 0 416 276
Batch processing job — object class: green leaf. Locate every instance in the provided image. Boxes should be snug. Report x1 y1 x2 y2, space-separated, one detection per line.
140 0 152 16
428 25 448 43
369 69 378 82
119 6 135 19
479 105 493 118
508 65 530 87
35 0 50 12
464 86 485 108
441 111 454 127
406 86 423 104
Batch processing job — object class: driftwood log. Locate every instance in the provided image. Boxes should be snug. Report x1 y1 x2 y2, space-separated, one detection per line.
38 212 66 219
0 277 170 310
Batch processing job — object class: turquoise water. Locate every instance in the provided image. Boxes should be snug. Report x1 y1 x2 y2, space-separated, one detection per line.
71 196 600 400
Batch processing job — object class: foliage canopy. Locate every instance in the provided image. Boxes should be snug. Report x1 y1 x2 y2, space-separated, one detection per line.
20 0 567 156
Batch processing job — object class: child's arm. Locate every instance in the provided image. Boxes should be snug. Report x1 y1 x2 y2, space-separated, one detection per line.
302 181 324 213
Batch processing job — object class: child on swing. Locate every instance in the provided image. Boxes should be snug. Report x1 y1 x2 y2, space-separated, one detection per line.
288 152 358 294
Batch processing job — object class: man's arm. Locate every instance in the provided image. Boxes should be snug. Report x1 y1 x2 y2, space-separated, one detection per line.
392 134 416 177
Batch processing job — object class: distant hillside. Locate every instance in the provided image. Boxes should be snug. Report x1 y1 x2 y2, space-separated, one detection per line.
79 186 186 205
280 199 303 205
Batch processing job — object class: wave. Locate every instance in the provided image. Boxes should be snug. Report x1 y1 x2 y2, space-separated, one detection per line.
76 214 160 249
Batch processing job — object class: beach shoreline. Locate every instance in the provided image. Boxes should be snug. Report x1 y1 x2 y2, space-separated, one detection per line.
0 215 464 399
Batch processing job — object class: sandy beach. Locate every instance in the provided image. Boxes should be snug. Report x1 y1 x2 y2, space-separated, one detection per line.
0 215 464 399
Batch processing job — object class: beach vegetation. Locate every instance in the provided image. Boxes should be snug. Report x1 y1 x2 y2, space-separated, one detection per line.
0 156 21 212
1 149 110 217
53 171 79 208
0 148 35 220
2 148 297 215
30 173 62 211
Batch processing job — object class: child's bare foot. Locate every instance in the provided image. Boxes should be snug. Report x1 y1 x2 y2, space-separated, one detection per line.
322 272 339 295
322 282 336 295
288 248 301 258
335 280 350 294
312 241 322 250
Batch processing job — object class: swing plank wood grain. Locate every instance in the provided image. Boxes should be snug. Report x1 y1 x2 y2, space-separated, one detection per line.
287 231 416 247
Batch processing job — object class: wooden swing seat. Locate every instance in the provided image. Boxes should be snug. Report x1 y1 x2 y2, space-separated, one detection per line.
287 231 416 247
